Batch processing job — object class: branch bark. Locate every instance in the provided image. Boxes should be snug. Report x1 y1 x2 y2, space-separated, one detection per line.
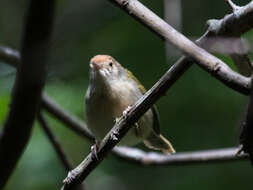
0 0 55 189
0 0 252 172
113 146 248 165
60 60 192 189
60 1 253 189
0 46 249 188
60 54 248 189
210 1 253 77
109 0 252 95
0 0 252 188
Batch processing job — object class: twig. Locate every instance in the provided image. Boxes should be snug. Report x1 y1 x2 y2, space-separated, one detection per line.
108 0 251 95
0 51 249 190
225 0 241 12
38 113 86 190
113 146 248 165
60 54 249 189
38 113 73 171
60 60 190 189
224 0 253 76
0 0 252 169
0 1 55 189
60 1 253 188
39 91 250 166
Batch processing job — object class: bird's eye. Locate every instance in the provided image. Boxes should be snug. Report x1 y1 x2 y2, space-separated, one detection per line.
109 62 113 67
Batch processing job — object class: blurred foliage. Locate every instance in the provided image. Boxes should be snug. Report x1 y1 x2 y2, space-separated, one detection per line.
0 0 253 190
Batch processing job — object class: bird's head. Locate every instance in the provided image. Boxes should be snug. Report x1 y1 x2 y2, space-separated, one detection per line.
89 55 125 82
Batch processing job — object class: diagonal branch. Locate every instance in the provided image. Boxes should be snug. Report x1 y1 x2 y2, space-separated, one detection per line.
0 44 249 167
37 113 86 190
109 0 253 94
215 0 253 77
60 1 253 189
60 53 249 189
0 0 55 189
39 94 249 166
40 94 249 166
108 0 251 95
60 59 194 189
226 0 241 12
0 0 252 184
38 113 73 171
0 45 249 186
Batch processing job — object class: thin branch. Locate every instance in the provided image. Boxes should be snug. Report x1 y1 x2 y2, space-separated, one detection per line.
225 0 241 12
113 146 248 165
223 0 253 77
60 53 249 189
38 93 251 166
0 0 252 170
0 0 55 189
37 113 86 190
60 1 253 188
28 90 252 167
108 0 251 95
200 2 253 39
38 113 73 171
0 45 249 187
0 48 249 189
60 60 191 189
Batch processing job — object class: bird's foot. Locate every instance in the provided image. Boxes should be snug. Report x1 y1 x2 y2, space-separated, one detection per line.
63 169 79 185
123 106 132 118
91 142 100 160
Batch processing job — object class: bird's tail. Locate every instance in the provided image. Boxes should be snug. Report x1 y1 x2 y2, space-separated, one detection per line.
143 132 175 154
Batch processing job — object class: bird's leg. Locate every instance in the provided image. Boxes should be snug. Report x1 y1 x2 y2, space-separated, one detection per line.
123 106 141 136
114 106 132 123
123 106 132 117
63 169 79 185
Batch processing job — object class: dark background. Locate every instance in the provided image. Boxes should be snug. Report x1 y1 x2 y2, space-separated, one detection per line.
0 0 252 189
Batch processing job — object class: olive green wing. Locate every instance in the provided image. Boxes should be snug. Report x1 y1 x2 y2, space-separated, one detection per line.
125 69 160 134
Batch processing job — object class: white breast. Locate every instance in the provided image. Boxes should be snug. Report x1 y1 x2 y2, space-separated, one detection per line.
85 80 153 145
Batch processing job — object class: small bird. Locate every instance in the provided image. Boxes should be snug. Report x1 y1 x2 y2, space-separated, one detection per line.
85 55 175 154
